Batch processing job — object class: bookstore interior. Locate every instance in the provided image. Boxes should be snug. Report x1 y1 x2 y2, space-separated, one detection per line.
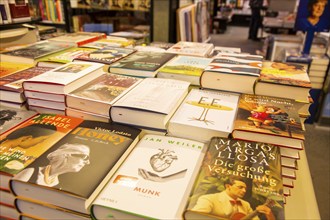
0 0 329 219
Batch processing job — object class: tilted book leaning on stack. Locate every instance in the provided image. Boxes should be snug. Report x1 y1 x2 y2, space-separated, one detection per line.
168 88 240 143
66 73 142 118
232 94 305 150
10 120 141 215
183 137 285 220
200 53 263 94
110 78 190 131
91 134 207 220
0 114 84 191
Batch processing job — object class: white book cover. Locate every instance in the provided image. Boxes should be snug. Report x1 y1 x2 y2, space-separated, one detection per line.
166 41 214 57
113 78 190 114
168 89 240 142
91 134 207 220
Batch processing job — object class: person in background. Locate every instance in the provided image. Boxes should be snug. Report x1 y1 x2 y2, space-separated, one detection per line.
248 0 264 41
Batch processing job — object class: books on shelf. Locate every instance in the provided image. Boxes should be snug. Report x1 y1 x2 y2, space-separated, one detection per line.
109 51 176 78
0 114 84 191
91 134 207 220
10 120 141 215
8 0 31 23
23 61 105 95
255 61 312 101
0 41 76 65
0 105 37 135
232 94 305 149
110 78 190 130
36 47 98 68
48 32 106 46
183 137 284 220
73 46 137 71
156 55 212 86
0 66 53 103
66 73 142 117
0 61 33 77
200 53 263 94
166 41 214 57
168 88 240 143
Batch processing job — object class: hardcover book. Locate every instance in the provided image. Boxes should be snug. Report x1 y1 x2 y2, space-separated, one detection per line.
168 88 240 143
91 134 207 220
22 61 105 94
48 32 106 46
74 46 136 71
0 61 32 77
157 55 212 85
183 137 284 220
111 78 190 130
232 94 305 150
109 51 176 78
255 61 312 101
166 41 214 57
0 114 83 190
8 0 31 22
0 105 37 135
66 73 142 117
10 120 141 214
0 66 53 103
200 53 263 94
0 41 76 65
36 47 97 68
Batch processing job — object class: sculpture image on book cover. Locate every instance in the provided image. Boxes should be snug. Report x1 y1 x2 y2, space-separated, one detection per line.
0 114 83 189
184 137 284 220
168 88 240 143
10 120 141 214
66 73 142 116
232 94 305 149
91 134 207 220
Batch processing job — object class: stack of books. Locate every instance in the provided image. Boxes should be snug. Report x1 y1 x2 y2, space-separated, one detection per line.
308 54 329 89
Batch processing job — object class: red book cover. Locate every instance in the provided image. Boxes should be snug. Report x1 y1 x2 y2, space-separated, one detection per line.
8 0 30 18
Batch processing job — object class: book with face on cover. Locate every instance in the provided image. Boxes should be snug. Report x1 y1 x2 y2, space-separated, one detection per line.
200 53 263 94
183 137 284 220
90 134 207 220
109 51 176 78
168 88 240 143
66 73 142 117
0 41 76 65
0 66 54 103
0 114 84 190
10 120 141 215
232 94 305 150
255 61 311 102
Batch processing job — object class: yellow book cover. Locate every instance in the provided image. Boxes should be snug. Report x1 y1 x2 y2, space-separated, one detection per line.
0 62 33 77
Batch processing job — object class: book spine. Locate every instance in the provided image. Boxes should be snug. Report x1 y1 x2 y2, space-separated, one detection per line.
0 1 8 24
3 0 12 23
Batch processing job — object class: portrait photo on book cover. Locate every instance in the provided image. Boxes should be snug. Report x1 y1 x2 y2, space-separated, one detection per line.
295 0 330 32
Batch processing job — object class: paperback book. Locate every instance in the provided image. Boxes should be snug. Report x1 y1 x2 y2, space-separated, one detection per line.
157 55 212 85
168 88 240 143
184 137 285 220
0 61 33 77
91 134 207 220
232 94 305 149
10 120 141 214
166 41 214 57
0 114 84 190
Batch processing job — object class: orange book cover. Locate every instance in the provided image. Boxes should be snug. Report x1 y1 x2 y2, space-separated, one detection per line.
0 62 33 77
0 114 84 189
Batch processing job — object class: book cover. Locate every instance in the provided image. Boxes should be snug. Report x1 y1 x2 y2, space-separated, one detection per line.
259 61 312 88
0 61 33 78
66 73 142 116
8 0 30 19
82 36 135 49
157 55 212 85
10 120 141 214
23 61 105 94
109 51 176 77
168 89 240 143
74 46 136 66
0 114 83 189
166 41 214 57
111 78 190 130
232 94 305 149
91 134 207 220
184 137 284 220
0 41 75 63
0 106 37 135
48 32 106 46
37 47 97 67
